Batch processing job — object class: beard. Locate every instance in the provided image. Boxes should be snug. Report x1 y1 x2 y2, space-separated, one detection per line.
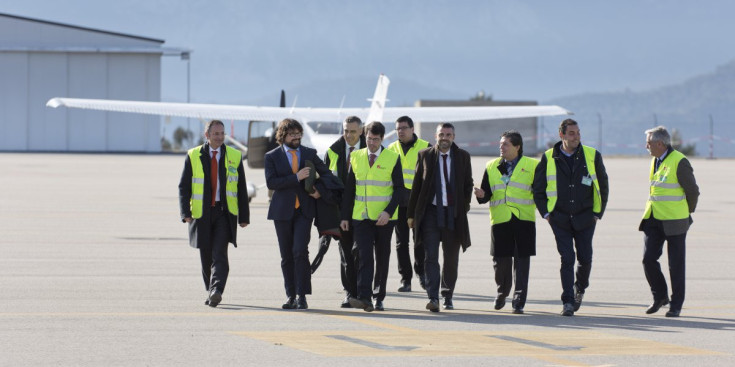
285 139 300 149
438 140 451 150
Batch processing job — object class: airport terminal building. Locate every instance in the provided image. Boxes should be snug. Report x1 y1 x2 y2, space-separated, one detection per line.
0 13 186 152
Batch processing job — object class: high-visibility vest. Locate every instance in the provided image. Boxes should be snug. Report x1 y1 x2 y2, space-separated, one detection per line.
544 145 601 214
350 148 399 220
642 150 689 221
326 148 340 177
486 156 539 225
188 145 241 218
387 138 429 189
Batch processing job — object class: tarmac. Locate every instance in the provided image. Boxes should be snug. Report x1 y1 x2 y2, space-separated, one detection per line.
1 152 733 366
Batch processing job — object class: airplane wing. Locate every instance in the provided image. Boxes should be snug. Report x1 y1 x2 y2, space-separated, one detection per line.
47 97 570 123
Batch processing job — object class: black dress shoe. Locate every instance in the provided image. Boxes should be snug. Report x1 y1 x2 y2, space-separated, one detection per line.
282 297 297 309
443 298 454 310
573 285 584 312
208 289 222 308
375 300 385 311
646 298 670 314
397 281 411 292
340 297 352 308
561 303 574 316
297 296 308 310
665 308 681 317
349 297 374 312
426 298 440 312
512 307 524 314
494 296 506 310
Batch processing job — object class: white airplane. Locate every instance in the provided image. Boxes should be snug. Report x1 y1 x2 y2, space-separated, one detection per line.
47 74 572 200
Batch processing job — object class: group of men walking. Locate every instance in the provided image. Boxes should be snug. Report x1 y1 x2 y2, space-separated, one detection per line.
179 117 699 318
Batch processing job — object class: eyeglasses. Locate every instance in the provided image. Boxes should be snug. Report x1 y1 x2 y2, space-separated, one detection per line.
396 126 411 131
287 132 302 138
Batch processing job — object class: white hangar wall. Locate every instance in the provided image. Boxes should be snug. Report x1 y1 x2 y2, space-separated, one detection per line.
0 13 167 152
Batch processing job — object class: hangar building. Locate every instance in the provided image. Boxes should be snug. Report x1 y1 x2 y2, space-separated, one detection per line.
0 13 187 152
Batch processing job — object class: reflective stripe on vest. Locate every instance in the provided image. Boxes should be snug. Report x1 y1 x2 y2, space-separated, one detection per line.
188 145 242 219
544 145 601 214
387 138 429 189
350 148 399 220
486 156 539 225
642 150 689 221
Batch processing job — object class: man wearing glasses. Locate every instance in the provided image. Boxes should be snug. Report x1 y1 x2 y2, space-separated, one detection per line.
265 118 335 310
387 116 430 292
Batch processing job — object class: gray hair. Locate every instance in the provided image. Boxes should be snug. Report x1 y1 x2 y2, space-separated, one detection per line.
645 126 671 146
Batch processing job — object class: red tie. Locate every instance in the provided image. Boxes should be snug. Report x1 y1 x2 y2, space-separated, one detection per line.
289 150 300 209
211 150 218 206
369 153 376 168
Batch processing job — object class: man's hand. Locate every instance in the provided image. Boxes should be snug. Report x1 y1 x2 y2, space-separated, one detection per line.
184 217 192 223
376 211 391 226
239 222 249 228
340 220 350 232
309 187 321 199
296 167 311 181
473 187 485 198
407 218 414 229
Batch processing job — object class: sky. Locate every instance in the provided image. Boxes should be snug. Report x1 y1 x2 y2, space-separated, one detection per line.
4 0 735 108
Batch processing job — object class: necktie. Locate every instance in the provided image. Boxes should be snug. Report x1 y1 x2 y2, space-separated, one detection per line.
347 146 355 170
369 153 376 168
442 153 453 206
211 150 218 206
289 150 300 209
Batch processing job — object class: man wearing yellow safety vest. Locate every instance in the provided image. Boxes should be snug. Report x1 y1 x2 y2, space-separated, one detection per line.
341 121 406 312
322 116 366 308
640 126 699 318
407 123 474 312
179 120 250 308
387 116 430 292
475 131 537 314
533 119 609 317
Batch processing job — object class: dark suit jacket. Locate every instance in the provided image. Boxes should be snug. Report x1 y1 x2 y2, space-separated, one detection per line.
533 141 609 231
265 145 332 220
178 143 250 248
407 143 474 251
639 146 700 236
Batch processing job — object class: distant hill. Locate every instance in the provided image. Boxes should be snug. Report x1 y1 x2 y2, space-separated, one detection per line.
546 60 735 157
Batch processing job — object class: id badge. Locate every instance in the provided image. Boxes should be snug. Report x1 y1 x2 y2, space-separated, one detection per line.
501 175 510 185
581 175 592 186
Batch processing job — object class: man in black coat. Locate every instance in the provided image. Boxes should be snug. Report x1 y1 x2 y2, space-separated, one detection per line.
533 119 609 316
321 116 366 308
179 120 250 308
265 118 335 310
407 123 473 312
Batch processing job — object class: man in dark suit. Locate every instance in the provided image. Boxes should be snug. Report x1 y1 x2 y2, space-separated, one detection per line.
341 121 405 312
640 126 699 317
265 118 334 310
533 119 609 316
179 120 250 308
407 123 474 312
322 116 366 308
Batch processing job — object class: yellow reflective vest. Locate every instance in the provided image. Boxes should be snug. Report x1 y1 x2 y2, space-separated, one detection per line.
642 150 689 221
188 145 241 218
544 145 601 214
387 138 429 189
350 148 399 220
486 156 539 225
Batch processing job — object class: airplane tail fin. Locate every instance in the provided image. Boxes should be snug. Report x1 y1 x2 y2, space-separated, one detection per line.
280 90 286 108
366 74 390 123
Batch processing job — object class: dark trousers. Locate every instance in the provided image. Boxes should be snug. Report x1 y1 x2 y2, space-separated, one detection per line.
274 209 313 298
353 219 394 301
642 220 686 309
337 227 358 298
493 254 530 309
395 206 423 283
199 203 231 293
422 205 461 300
550 221 595 304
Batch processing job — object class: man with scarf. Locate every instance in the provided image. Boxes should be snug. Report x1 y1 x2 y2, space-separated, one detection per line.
407 123 474 312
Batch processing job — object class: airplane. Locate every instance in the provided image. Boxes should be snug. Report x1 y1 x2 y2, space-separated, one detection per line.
46 74 572 200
